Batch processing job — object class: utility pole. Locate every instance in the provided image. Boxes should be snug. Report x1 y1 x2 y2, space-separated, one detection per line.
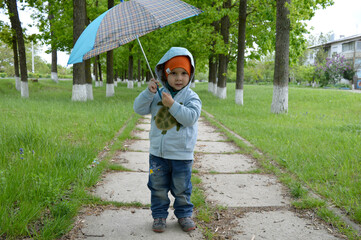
32 41 34 73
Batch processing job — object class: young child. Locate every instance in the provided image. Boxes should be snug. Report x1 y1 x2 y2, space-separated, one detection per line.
133 47 202 233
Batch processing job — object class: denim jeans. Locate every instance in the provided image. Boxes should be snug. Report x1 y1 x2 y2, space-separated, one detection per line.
148 154 194 219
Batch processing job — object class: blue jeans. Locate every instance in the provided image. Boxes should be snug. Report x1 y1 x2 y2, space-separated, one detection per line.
148 154 194 219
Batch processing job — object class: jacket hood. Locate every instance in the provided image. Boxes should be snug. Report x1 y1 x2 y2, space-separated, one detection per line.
155 47 195 89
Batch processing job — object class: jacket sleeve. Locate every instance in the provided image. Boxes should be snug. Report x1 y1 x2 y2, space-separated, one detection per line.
169 93 202 127
133 88 155 115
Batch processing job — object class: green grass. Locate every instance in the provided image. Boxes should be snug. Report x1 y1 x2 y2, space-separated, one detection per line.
1 79 361 238
0 79 142 239
194 83 361 226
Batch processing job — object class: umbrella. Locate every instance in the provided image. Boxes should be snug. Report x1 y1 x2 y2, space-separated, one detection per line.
67 0 202 86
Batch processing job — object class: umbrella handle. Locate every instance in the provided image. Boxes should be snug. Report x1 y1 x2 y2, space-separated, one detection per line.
136 36 162 99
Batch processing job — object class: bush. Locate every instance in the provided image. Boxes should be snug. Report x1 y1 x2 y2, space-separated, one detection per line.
291 65 315 84
314 54 355 86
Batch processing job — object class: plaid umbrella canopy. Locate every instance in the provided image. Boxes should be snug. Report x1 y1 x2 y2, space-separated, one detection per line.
67 0 202 65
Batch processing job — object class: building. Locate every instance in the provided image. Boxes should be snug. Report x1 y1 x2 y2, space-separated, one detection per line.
307 34 361 89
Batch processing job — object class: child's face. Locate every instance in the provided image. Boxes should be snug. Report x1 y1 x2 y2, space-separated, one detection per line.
166 67 190 91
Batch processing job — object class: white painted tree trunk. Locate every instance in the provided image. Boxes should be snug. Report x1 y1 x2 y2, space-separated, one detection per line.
21 81 29 98
114 80 118 87
271 85 288 113
216 86 227 99
86 83 93 100
212 84 217 95
208 82 213 92
137 81 141 87
72 84 87 101
106 83 114 97
15 77 21 91
95 81 99 87
235 89 244 105
191 82 195 88
127 80 134 88
100 81 103 87
51 72 59 83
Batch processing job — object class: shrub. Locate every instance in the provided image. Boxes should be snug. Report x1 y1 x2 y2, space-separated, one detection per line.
314 54 355 86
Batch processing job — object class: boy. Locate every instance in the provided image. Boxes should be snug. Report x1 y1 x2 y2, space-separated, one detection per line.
133 47 202 233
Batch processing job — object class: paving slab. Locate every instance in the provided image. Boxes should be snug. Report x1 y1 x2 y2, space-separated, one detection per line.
197 130 228 141
93 172 175 205
126 140 149 152
78 208 203 240
195 141 240 153
194 153 257 173
132 130 149 139
112 151 149 172
94 172 150 204
135 123 151 131
233 210 340 240
201 174 290 207
197 124 221 134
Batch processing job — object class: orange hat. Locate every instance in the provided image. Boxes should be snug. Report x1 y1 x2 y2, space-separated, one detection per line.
164 56 191 78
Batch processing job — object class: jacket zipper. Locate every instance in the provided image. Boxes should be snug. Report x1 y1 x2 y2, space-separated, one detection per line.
160 134 164 158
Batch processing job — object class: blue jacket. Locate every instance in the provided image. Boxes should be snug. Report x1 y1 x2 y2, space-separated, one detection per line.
133 47 202 160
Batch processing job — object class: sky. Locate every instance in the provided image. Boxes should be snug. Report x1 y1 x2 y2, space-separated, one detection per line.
306 0 361 38
1 0 361 67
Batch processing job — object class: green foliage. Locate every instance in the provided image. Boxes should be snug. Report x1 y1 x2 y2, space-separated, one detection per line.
243 55 275 83
314 53 354 86
290 64 315 83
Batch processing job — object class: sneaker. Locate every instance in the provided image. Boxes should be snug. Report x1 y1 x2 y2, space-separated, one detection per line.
178 217 196 232
152 218 166 233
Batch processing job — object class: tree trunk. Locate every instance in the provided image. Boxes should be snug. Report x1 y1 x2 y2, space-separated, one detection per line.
97 55 103 86
128 47 134 88
235 0 247 105
6 0 28 98
137 58 141 87
271 0 290 114
209 14 219 94
94 57 99 86
85 59 93 100
106 0 115 97
12 35 20 91
106 50 114 96
146 71 150 82
49 4 58 83
72 0 87 101
217 0 231 99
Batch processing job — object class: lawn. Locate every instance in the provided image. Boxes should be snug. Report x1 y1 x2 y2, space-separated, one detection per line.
0 79 360 239
0 79 142 239
195 83 361 226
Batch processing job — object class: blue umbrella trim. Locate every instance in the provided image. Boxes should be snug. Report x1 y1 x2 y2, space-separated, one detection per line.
67 10 110 65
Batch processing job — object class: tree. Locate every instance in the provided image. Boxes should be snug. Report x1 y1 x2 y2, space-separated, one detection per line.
5 0 29 98
271 0 290 114
0 23 20 90
72 0 87 101
106 0 115 97
48 2 58 83
235 0 247 105
217 0 232 99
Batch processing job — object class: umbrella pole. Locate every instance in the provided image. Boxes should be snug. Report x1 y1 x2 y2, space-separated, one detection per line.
136 36 162 99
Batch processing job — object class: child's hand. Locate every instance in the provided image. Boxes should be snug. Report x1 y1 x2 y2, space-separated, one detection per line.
162 92 174 108
148 79 159 94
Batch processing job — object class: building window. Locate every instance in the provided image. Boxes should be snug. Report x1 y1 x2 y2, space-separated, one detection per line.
342 42 354 52
357 41 361 51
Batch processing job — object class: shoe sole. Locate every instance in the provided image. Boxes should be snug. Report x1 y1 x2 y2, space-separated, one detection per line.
153 229 165 233
182 226 196 232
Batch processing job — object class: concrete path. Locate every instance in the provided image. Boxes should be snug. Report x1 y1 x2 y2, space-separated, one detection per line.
70 115 345 239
